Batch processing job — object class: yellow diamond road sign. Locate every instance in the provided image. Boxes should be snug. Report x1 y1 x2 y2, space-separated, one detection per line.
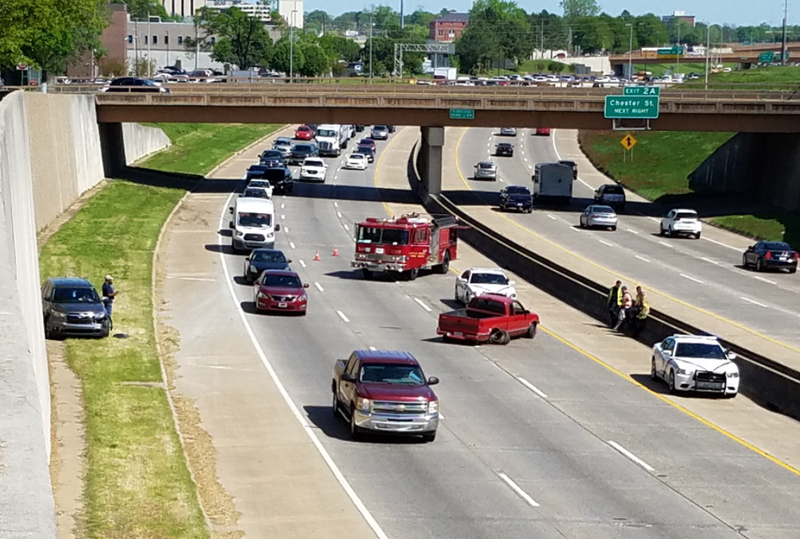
620 134 637 150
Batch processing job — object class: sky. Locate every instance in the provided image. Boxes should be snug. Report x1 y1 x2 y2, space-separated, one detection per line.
301 0 795 28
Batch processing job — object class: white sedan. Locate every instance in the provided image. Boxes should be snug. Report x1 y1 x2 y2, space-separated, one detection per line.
299 157 328 182
344 153 368 170
651 334 739 397
454 268 517 304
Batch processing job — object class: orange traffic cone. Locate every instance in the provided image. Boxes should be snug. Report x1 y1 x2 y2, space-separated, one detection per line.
314 251 320 261
333 246 339 257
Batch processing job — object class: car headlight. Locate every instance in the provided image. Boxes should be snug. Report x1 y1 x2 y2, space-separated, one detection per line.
95 313 106 320
428 400 439 414
356 397 371 412
726 371 739 378
298 293 308 301
235 231 244 237
51 311 66 318
257 291 268 300
267 232 274 238
677 368 694 375
249 265 258 273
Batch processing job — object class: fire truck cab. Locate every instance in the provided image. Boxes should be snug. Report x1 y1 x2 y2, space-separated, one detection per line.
352 213 462 280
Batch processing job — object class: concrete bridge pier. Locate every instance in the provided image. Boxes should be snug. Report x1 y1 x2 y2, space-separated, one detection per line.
99 122 127 178
416 126 445 198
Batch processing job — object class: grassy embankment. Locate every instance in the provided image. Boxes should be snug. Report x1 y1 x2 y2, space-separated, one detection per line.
39 123 278 538
580 67 800 244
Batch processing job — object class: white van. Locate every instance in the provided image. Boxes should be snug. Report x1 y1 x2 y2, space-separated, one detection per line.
229 197 280 252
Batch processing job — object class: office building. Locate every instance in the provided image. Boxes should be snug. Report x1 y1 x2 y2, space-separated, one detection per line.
160 0 209 18
429 12 469 43
206 1 272 23
278 0 304 29
661 11 696 27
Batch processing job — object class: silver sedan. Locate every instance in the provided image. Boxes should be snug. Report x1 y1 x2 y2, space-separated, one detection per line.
579 205 618 230
474 161 497 180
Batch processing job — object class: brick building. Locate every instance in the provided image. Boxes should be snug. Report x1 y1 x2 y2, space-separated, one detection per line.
68 3 128 77
429 12 469 43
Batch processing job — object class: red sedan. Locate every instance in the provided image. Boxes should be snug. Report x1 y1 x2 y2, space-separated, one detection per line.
295 125 314 140
535 127 551 136
253 270 309 315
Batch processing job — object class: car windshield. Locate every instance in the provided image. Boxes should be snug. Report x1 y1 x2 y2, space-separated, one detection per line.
261 150 281 158
675 212 698 220
350 154 365 160
248 181 270 189
357 146 373 155
373 125 387 131
498 143 512 148
603 185 623 194
317 129 336 137
675 342 727 360
507 186 530 195
238 212 271 228
262 274 302 288
248 165 267 172
359 363 425 385
763 242 791 250
297 126 310 132
252 251 286 263
304 159 324 167
478 163 494 169
470 273 508 285
593 206 615 213
275 138 291 145
292 145 313 152
357 226 409 245
52 287 101 303
243 189 269 198
359 139 373 145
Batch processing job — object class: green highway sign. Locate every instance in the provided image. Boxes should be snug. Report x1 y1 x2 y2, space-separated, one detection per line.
759 51 775 63
657 46 684 57
623 86 660 96
449 108 475 120
604 95 660 119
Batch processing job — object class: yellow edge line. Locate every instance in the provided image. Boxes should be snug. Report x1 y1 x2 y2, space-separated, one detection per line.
451 128 800 355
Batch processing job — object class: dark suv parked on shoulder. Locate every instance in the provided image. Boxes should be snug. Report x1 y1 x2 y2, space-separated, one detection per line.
42 277 110 339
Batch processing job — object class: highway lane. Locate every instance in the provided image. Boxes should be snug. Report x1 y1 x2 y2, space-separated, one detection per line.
455 126 800 349
210 129 800 539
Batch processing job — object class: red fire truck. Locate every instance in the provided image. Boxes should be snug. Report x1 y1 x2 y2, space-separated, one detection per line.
352 213 464 280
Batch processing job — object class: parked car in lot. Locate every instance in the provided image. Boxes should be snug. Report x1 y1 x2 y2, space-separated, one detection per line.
437 294 539 345
500 127 517 136
345 153 368 170
288 143 318 165
454 268 517 304
243 249 291 284
299 157 328 182
660 208 702 239
473 161 497 180
356 145 375 163
535 127 551 136
253 270 308 314
579 204 618 230
370 125 389 140
742 241 798 273
594 183 626 211
103 77 171 93
495 142 514 157
42 277 111 339
294 125 314 140
651 334 739 397
332 350 440 441
499 185 533 212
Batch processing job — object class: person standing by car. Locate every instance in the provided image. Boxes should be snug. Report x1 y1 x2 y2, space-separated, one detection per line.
613 286 633 331
102 275 118 319
607 280 623 327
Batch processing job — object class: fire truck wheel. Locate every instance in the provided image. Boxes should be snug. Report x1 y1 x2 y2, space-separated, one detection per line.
438 253 450 274
361 268 373 279
407 268 419 281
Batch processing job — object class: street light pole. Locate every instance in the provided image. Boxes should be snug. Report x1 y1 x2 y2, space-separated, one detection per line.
705 24 711 90
626 23 633 78
147 9 152 77
676 22 681 75
290 8 298 80
166 30 170 67
782 0 789 66
369 12 373 83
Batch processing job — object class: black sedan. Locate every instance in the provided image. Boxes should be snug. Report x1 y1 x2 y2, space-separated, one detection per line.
103 77 170 93
260 149 285 165
495 142 514 157
246 164 270 181
262 166 294 194
499 185 533 213
243 249 292 284
742 241 798 273
356 145 375 163
288 143 318 165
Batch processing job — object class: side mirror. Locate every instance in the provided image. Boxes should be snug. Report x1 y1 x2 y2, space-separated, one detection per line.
228 221 234 229
302 283 309 288
274 223 281 231
245 257 250 262
287 259 293 263
726 351 737 360
663 349 672 356
342 373 356 383
229 207 234 214
427 376 440 385
508 280 516 286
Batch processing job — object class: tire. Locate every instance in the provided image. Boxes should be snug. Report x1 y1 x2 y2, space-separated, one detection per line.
742 254 749 269
695 232 701 239
610 226 617 231
422 431 437 442
790 266 797 274
666 227 673 238
650 358 658 381
362 268 373 279
332 387 340 417
756 258 763 272
668 370 677 394
454 287 461 303
407 268 419 281
438 253 450 274
349 407 362 441
579 219 585 229
490 329 510 345
525 322 538 339
659 225 665 236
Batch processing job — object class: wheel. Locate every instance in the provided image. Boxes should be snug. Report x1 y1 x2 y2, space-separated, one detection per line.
668 370 677 394
694 232 701 239
407 268 419 281
454 287 460 302
650 358 657 381
525 322 538 339
659 225 665 236
490 329 510 345
362 268 373 279
666 227 673 238
349 407 362 441
756 258 763 272
438 253 450 274
579 218 585 229
610 226 617 231
332 387 340 417
742 254 749 268
791 266 797 274
422 431 437 442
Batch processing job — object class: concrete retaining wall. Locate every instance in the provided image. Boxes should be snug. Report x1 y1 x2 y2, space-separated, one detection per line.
0 91 170 538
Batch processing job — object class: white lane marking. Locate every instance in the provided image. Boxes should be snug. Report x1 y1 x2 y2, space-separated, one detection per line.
337 211 343 218
703 236 741 251
570 226 581 232
337 310 350 323
547 214 557 221
334 175 338 180
599 240 614 247
680 273 704 284
281 203 285 209
414 298 433 312
281 214 286 220
310 281 323 292
549 127 591 189
299 259 306 268
499 178 505 183
648 217 660 223
700 257 719 265
659 241 673 248
523 157 528 162
173 277 216 282
753 276 777 285
368 346 377 351
439 412 446 419
334 201 339 207
608 441 655 472
516 377 548 399
284 227 289 233
626 228 639 234
216 193 390 539
344 223 350 231
635 255 651 263
497 473 540 508
741 297 768 308
289 241 296 249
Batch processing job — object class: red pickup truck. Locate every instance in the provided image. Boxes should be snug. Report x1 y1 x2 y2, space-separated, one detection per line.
437 294 539 345
332 350 440 442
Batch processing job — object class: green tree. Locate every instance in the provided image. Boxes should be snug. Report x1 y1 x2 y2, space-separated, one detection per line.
269 38 304 74
319 34 361 62
0 0 110 74
305 9 332 33
635 14 669 47
299 42 328 76
529 10 569 51
456 0 532 72
560 0 600 18
195 6 273 69
126 0 169 20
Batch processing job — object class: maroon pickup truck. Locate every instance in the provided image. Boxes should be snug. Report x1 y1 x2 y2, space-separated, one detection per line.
332 350 440 442
437 294 539 345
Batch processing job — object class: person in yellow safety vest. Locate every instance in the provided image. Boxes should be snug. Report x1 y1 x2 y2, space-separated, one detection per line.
607 280 623 327
635 286 650 320
613 286 633 331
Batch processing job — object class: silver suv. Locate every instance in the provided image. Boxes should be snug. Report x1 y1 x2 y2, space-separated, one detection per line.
42 277 110 339
474 161 497 180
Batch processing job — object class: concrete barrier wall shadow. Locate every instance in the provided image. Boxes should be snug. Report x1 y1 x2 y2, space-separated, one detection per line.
407 141 800 422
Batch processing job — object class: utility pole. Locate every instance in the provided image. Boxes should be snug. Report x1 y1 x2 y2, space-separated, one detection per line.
705 24 711 90
626 23 633 78
195 19 199 71
134 18 139 75
290 10 296 79
676 22 681 75
147 8 152 77
369 11 373 83
540 20 544 59
166 30 170 67
782 0 789 66
400 0 404 29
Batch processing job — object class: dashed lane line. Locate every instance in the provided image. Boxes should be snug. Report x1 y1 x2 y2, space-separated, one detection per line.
608 441 655 472
516 377 548 399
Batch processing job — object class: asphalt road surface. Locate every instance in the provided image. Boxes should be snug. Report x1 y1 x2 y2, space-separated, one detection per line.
453 127 800 350
208 128 800 539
